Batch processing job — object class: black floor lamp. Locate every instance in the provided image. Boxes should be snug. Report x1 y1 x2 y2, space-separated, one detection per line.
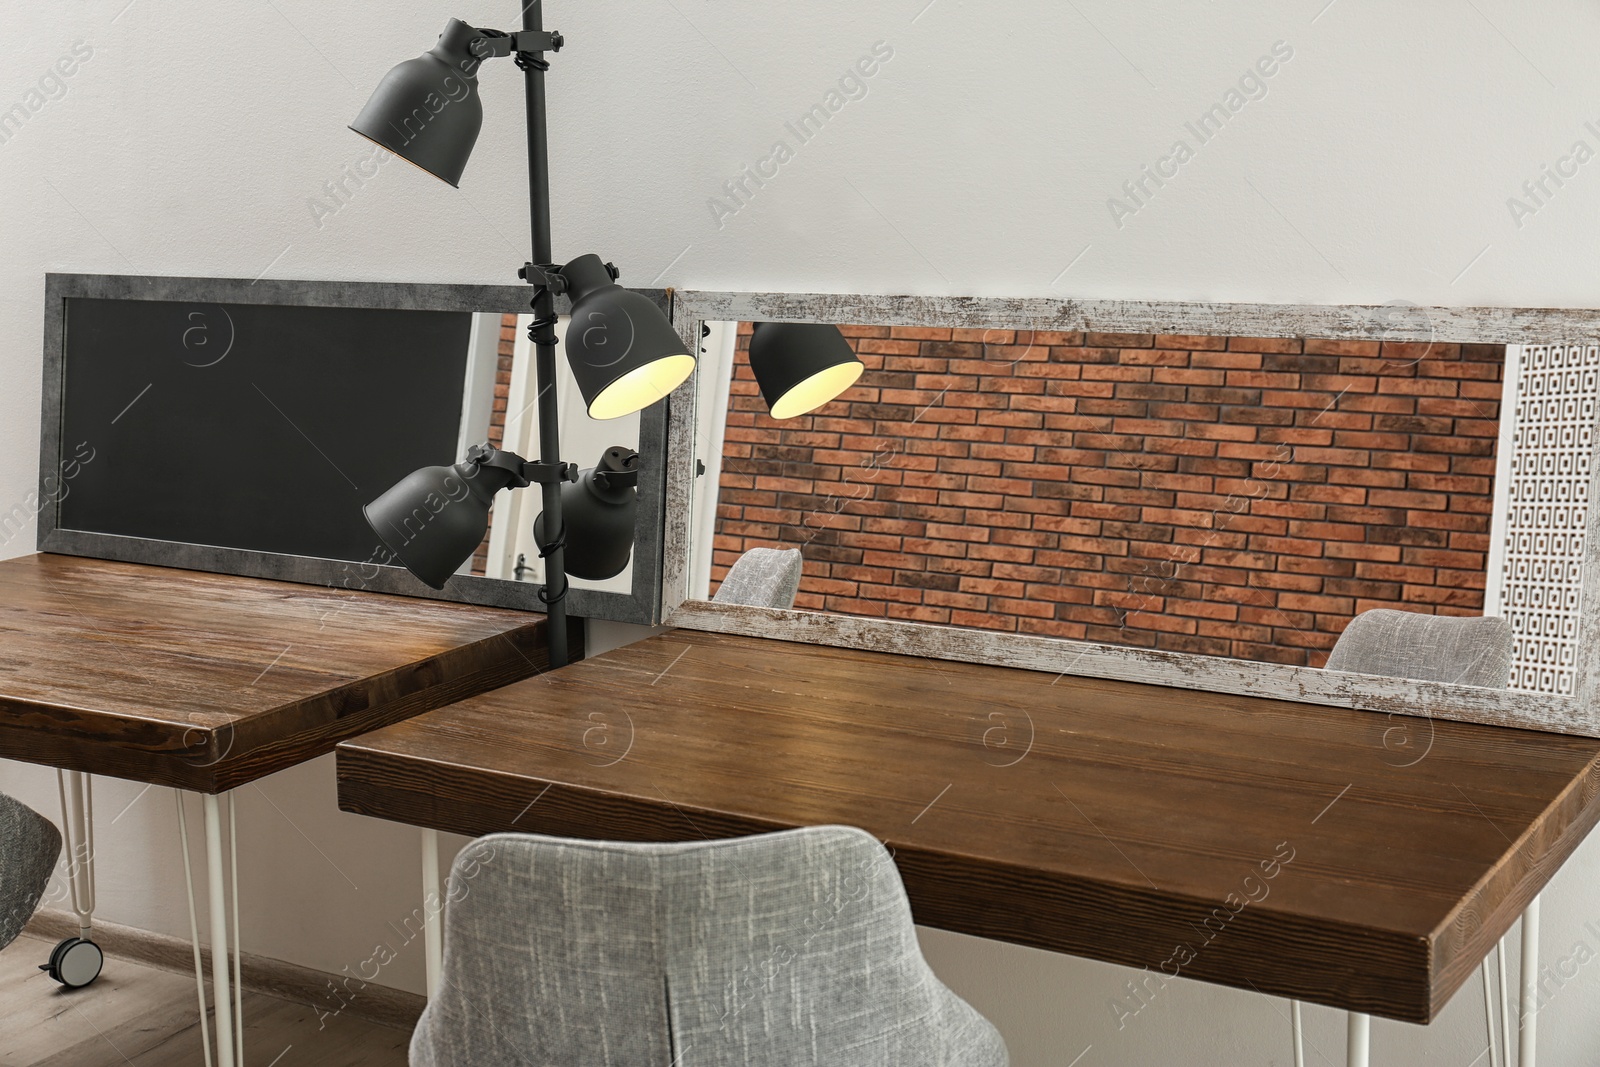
351 6 867 670
351 8 693 670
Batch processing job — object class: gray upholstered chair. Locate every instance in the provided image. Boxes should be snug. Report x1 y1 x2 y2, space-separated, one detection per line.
712 546 804 609
412 825 1008 1067
0 792 62 951
1323 608 1513 687
1301 608 1514 1064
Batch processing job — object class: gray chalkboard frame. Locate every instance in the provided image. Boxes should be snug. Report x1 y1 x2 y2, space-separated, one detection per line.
38 272 675 626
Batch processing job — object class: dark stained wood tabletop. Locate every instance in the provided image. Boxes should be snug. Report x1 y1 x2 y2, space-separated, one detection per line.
0 553 561 792
337 628 1600 1023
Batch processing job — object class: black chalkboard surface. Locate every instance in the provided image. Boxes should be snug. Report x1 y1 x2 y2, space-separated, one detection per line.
58 297 470 564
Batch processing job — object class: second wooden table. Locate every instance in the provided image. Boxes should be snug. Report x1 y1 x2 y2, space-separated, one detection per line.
338 628 1600 1027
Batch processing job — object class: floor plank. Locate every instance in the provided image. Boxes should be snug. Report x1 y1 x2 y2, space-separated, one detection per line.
1 934 409 1067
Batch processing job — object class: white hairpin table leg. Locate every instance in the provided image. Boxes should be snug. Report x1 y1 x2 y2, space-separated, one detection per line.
1482 954 1500 1067
229 795 243 1067
422 827 443 997
203 794 238 1067
1498 937 1512 1067
1347 1012 1370 1067
175 793 215 1067
1520 897 1540 1067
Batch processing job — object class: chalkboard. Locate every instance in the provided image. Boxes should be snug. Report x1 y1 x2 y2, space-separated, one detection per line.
57 296 470 564
39 274 675 627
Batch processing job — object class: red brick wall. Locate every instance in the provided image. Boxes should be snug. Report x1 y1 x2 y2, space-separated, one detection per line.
469 313 518 577
712 324 1503 667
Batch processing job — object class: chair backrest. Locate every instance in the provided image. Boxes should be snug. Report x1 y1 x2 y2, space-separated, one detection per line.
413 825 1007 1067
712 547 804 609
1324 609 1514 688
0 793 61 951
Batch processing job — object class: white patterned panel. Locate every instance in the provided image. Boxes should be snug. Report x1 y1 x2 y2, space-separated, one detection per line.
1497 344 1599 694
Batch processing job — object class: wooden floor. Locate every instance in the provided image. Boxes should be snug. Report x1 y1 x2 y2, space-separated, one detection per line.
0 933 410 1067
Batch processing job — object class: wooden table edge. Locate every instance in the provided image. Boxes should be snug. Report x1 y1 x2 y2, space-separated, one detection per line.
335 741 1449 1022
0 617 557 794
1425 751 1600 1017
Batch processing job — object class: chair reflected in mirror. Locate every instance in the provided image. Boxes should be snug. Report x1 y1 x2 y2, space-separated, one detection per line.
712 547 804 610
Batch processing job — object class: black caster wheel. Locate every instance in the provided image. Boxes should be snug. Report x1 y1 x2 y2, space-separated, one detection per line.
40 937 103 988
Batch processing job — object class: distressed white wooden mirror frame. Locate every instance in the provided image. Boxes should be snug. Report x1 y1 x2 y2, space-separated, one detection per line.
661 291 1600 738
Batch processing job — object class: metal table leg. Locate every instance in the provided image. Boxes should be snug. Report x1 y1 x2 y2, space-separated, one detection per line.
176 791 243 1067
1499 938 1512 1066
176 792 216 1067
1519 897 1540 1067
1347 1012 1370 1067
422 827 443 997
1482 952 1501 1067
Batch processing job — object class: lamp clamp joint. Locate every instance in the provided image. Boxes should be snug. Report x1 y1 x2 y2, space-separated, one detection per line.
522 30 564 53
521 460 580 485
518 262 569 293
464 444 532 489
469 29 563 60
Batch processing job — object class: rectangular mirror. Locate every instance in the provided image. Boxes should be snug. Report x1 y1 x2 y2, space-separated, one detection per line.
665 293 1600 737
38 274 672 625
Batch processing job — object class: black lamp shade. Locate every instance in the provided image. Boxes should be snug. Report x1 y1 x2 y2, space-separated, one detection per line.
533 448 639 580
364 459 513 589
349 19 484 188
748 322 864 419
561 255 695 420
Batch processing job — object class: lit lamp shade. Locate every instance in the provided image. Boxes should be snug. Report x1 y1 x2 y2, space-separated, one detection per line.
562 255 695 420
364 459 513 589
748 322 864 419
349 19 484 187
533 448 639 580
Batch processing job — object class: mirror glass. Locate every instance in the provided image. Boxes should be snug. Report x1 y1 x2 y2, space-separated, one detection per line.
692 321 1535 681
460 312 638 596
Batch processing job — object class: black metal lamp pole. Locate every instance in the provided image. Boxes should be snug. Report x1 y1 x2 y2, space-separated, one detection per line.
517 1 570 668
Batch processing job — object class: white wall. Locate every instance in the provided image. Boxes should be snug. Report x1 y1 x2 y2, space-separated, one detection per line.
4 2 1600 1063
